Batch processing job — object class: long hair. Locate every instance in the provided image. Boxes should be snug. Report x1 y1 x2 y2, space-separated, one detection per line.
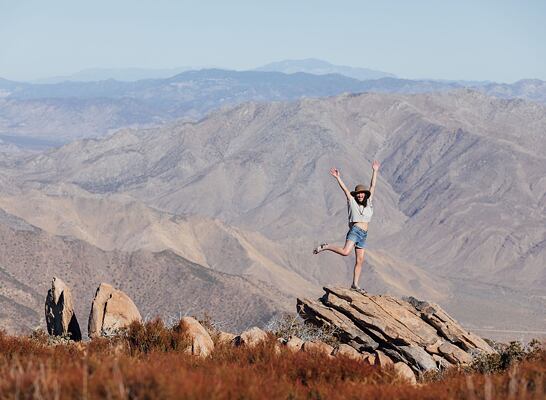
354 193 369 208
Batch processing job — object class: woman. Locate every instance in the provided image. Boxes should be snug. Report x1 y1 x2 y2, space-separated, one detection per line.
313 160 380 292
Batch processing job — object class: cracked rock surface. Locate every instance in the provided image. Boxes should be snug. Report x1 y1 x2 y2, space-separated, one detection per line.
297 287 495 373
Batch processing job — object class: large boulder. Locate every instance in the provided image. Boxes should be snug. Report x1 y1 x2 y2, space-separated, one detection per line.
44 277 81 341
297 287 497 374
88 283 141 338
179 317 214 357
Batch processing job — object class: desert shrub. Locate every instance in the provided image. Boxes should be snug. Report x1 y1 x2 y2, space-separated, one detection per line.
32 329 77 347
123 318 190 354
28 328 49 344
0 329 49 358
469 339 544 374
265 313 340 347
196 311 221 339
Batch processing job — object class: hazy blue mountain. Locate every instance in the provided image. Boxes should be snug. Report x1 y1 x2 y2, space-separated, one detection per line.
1 70 545 143
480 79 546 103
31 66 196 83
1 70 387 140
8 69 381 100
256 58 396 80
0 78 26 92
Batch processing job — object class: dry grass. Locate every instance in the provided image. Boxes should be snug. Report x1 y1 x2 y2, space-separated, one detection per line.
0 322 544 400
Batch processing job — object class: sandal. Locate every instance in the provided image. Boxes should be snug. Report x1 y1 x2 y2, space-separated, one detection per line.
313 243 328 254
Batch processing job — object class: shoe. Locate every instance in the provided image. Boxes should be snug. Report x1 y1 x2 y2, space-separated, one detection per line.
350 284 367 294
313 243 328 255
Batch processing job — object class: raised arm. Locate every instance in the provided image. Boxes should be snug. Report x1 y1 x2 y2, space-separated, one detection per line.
330 168 351 200
369 160 380 199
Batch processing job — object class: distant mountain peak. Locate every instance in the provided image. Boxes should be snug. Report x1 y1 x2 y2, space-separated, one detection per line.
255 58 396 81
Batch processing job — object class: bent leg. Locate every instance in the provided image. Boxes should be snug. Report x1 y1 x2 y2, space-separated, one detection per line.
323 240 355 256
353 247 365 287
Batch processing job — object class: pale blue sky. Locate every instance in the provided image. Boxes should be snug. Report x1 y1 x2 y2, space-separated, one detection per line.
1 0 545 82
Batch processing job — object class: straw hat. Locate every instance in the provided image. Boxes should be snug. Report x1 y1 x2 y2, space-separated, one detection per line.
350 184 371 197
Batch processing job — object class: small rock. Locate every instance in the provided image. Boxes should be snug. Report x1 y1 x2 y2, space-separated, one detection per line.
180 317 214 358
44 277 81 341
425 339 442 355
365 353 376 365
235 327 268 347
432 354 453 369
399 345 438 371
285 336 304 352
301 340 334 356
393 362 417 384
332 344 365 360
438 341 473 364
217 331 237 345
374 350 394 368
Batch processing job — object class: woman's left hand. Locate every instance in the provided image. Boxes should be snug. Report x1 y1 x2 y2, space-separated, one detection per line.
372 160 381 171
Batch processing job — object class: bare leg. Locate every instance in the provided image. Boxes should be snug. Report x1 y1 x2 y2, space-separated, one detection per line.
321 240 355 256
352 247 365 288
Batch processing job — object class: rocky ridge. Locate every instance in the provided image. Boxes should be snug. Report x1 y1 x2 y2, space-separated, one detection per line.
297 287 495 374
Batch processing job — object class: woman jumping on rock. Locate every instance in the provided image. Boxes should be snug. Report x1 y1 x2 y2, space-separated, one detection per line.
313 160 380 293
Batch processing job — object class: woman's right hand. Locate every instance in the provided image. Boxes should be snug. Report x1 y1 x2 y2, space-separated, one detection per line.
330 168 340 178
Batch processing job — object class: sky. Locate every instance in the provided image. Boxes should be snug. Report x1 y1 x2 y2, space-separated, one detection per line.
1 0 545 83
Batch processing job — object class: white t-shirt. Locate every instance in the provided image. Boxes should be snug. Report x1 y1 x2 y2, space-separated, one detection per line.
347 196 373 226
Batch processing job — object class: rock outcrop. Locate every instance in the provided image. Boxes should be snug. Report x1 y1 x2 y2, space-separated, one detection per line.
44 277 82 341
297 287 495 374
88 283 141 337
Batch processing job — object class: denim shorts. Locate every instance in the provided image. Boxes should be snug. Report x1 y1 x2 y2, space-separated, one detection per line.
346 225 368 249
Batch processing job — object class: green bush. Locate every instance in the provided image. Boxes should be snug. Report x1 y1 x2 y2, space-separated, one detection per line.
469 339 543 374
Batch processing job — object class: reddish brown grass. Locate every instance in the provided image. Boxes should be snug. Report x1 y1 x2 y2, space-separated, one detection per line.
0 323 544 400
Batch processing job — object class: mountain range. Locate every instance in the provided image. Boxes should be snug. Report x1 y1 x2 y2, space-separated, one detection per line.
26 59 394 83
1 68 545 144
1 89 544 339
